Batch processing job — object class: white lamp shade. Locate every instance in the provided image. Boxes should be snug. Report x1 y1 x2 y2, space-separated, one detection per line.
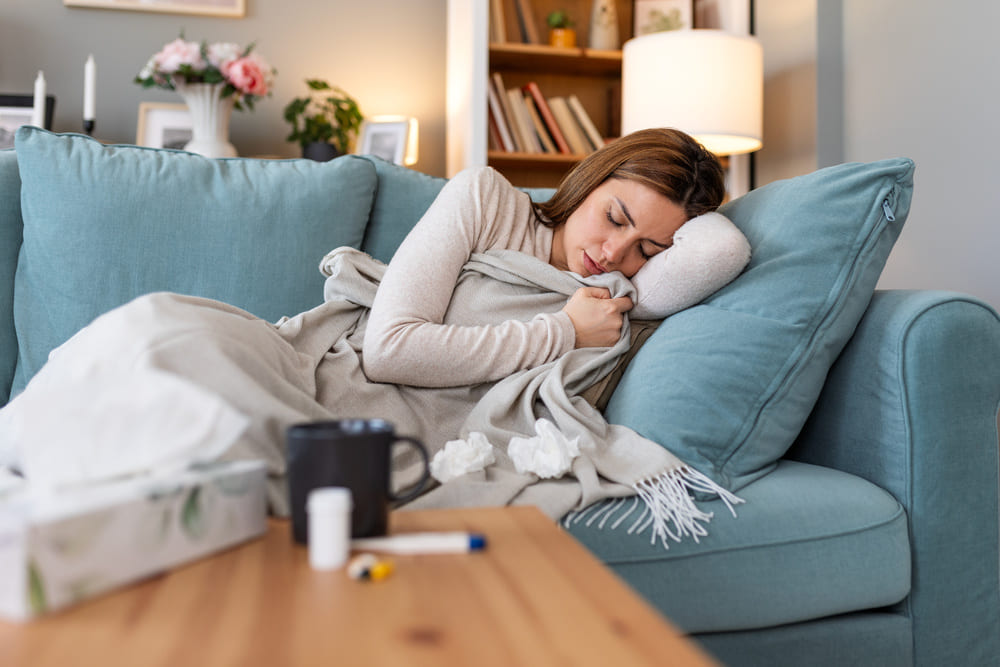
622 30 763 155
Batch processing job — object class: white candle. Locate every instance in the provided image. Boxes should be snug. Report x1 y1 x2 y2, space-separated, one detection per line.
31 71 46 128
83 55 96 121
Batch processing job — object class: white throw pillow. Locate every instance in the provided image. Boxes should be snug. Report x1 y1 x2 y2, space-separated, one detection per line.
630 212 751 320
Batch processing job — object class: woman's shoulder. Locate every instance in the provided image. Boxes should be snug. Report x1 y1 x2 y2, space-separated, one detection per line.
451 165 518 192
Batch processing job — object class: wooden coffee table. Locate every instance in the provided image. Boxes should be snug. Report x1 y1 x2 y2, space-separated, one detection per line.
0 505 717 666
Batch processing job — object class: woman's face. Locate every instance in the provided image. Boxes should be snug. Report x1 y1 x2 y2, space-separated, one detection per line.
549 177 688 278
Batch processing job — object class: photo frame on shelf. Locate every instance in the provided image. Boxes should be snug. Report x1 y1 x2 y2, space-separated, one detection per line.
64 0 245 18
356 118 416 166
634 0 693 36
136 102 192 150
0 94 55 150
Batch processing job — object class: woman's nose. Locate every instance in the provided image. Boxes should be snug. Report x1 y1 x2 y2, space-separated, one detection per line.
603 237 627 264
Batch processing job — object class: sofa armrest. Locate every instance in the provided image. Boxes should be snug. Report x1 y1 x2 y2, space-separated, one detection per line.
789 289 1000 666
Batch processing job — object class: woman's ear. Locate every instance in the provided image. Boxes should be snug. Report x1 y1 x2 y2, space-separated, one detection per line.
629 212 751 320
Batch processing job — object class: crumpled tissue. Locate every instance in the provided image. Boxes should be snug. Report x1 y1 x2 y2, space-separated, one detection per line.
430 431 497 483
508 419 580 479
0 344 249 492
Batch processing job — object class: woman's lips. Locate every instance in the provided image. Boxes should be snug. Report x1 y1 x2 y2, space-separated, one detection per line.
583 252 606 275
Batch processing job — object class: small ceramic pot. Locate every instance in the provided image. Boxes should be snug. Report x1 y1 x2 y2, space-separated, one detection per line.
302 142 341 162
548 28 577 48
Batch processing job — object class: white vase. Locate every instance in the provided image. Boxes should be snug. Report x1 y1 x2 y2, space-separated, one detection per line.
589 0 620 50
173 81 238 158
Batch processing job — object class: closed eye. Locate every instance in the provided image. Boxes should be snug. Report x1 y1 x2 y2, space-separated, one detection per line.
610 206 666 260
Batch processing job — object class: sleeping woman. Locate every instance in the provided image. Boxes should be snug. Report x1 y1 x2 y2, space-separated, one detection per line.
1 128 749 542
364 127 725 388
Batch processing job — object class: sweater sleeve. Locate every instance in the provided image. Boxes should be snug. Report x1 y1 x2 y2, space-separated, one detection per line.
362 167 575 387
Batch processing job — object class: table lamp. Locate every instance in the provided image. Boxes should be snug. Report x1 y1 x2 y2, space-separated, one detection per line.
622 29 763 156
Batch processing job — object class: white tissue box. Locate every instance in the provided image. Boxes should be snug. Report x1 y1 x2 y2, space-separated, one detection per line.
0 459 267 621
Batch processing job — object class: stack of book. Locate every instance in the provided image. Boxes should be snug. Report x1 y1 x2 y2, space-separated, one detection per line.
488 74 605 157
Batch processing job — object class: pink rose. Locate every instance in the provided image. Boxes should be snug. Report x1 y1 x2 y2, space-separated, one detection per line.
223 55 271 97
154 38 204 73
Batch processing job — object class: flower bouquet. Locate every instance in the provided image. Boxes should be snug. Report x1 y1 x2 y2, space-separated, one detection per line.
134 35 275 157
135 35 275 111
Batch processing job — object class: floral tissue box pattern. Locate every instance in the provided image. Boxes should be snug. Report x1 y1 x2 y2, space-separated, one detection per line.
0 460 267 621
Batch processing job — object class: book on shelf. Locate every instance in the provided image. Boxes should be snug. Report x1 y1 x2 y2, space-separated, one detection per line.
513 0 541 44
506 87 542 153
489 0 507 43
487 78 516 152
491 72 524 152
487 108 504 151
523 94 557 154
547 96 593 156
522 82 571 154
567 95 605 152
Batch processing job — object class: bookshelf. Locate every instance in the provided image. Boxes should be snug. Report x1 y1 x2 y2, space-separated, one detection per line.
447 0 634 187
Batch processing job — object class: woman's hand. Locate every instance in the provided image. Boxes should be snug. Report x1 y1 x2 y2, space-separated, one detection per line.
562 287 633 348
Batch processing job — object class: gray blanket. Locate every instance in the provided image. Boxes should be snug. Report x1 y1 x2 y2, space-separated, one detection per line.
312 248 739 545
2 247 740 547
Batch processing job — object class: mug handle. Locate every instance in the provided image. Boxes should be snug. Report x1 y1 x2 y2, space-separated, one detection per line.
388 436 432 504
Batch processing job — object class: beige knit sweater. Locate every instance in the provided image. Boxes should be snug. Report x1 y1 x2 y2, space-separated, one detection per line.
363 167 577 388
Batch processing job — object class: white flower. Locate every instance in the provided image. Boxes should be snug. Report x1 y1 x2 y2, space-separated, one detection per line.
137 56 157 81
206 42 241 69
508 419 580 479
430 432 496 483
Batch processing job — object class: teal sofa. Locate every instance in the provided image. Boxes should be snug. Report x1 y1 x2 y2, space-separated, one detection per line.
2 128 998 666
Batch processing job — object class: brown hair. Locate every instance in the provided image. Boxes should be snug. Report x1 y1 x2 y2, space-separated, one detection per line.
534 127 726 228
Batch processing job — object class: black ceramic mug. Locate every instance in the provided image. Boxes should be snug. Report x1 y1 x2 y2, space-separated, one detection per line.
286 419 431 543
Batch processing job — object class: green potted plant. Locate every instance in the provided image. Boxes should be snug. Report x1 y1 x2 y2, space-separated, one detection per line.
283 79 363 161
546 9 576 48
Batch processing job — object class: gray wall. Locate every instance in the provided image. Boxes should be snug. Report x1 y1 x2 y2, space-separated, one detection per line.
760 0 999 312
0 0 448 175
832 0 1000 309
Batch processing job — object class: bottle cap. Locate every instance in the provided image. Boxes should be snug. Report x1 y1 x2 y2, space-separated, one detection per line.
307 487 353 513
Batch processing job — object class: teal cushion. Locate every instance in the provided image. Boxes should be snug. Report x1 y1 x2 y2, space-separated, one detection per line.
0 150 21 405
606 158 915 491
12 127 378 395
359 157 447 264
568 460 911 633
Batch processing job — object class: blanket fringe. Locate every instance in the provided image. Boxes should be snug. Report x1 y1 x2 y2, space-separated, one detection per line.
563 466 745 549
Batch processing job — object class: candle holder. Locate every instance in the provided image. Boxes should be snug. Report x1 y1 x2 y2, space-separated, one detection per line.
83 119 95 136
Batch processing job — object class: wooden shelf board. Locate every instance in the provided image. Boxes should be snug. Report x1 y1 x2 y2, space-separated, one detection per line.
488 150 591 169
489 43 622 74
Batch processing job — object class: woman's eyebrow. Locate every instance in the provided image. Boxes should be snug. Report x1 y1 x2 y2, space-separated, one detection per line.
616 197 670 248
614 196 636 227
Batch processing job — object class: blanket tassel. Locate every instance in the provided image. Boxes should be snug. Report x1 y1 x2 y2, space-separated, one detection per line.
564 466 744 549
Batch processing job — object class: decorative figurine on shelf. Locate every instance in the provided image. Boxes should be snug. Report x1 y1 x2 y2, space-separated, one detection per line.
589 0 620 50
134 34 275 158
546 10 577 48
283 79 364 162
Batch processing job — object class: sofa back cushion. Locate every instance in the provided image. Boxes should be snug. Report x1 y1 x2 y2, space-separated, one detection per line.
358 157 447 264
606 158 915 492
0 150 21 405
11 128 378 396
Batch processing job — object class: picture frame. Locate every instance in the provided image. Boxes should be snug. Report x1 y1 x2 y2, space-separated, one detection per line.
355 118 416 166
0 94 55 150
136 102 193 150
63 0 245 18
634 0 694 36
